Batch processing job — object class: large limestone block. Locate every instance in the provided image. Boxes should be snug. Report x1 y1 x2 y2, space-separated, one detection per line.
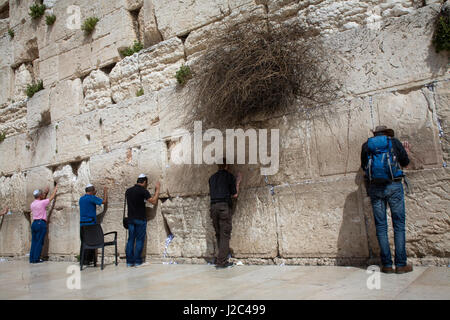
138 37 185 92
45 164 84 255
0 66 14 106
55 110 102 163
0 135 17 174
404 168 450 258
433 80 450 163
375 88 443 170
161 196 216 258
38 54 59 88
98 94 160 150
13 63 33 101
49 78 83 122
0 172 27 212
184 3 266 58
274 175 370 258
312 98 374 177
109 54 141 103
326 4 448 96
230 187 279 258
153 0 229 39
12 19 44 68
26 88 50 130
137 0 162 47
0 211 31 256
9 0 36 28
82 69 112 112
26 125 57 168
0 33 13 68
0 100 27 136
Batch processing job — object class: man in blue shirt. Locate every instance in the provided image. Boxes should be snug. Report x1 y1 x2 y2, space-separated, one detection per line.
79 184 108 265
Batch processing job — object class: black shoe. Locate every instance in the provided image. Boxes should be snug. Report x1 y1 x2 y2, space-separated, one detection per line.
215 262 234 269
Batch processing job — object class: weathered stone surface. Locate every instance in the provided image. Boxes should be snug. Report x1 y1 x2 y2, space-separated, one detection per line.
82 69 112 112
26 88 50 130
0 100 27 136
24 166 54 207
375 88 443 170
137 0 162 47
230 187 279 258
161 196 216 258
275 174 370 258
109 53 141 103
49 78 83 122
26 125 57 168
184 3 266 58
153 0 228 39
326 4 448 96
11 19 43 68
138 37 185 92
433 80 450 164
13 63 33 100
55 110 102 163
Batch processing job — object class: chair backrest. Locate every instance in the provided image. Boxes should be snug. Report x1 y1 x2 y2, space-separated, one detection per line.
81 224 104 246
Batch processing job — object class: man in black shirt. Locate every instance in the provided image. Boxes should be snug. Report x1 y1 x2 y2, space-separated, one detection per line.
209 159 241 268
125 174 160 267
360 126 413 274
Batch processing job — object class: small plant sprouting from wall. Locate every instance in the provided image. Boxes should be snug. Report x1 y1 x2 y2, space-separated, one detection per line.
136 88 144 97
81 17 99 35
0 131 6 143
186 18 337 128
45 14 56 26
432 3 450 53
29 3 46 19
175 65 192 86
121 40 144 57
8 28 14 39
26 80 44 98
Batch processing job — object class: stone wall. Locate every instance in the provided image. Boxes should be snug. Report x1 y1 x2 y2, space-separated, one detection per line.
0 0 448 265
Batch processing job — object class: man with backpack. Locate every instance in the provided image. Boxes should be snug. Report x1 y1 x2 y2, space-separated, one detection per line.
361 125 413 274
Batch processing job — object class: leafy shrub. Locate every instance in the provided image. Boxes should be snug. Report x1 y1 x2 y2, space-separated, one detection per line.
175 65 192 86
136 88 144 97
0 132 6 143
8 28 14 38
45 14 56 26
29 3 46 19
26 80 44 98
432 5 450 53
121 40 144 57
81 17 99 34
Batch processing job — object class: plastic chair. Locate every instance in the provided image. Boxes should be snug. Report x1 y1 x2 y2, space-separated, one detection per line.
80 224 118 271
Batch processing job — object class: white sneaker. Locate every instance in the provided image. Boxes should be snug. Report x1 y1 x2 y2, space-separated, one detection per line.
135 262 150 268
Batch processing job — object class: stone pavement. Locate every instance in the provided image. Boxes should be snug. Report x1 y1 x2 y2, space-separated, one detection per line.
0 260 448 300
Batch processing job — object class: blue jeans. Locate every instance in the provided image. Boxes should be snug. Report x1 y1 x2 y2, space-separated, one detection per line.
30 220 47 263
126 219 147 265
369 181 407 267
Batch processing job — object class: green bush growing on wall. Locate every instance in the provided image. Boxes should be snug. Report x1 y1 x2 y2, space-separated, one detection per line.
121 41 144 57
8 28 14 39
433 8 450 53
136 88 144 97
175 65 192 86
26 80 44 98
29 3 46 19
46 14 56 26
0 132 6 143
81 17 99 35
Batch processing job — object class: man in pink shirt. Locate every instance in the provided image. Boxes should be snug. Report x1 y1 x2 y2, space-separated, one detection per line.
29 186 57 264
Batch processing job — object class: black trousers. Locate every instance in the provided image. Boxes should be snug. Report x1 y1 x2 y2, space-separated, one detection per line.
80 226 95 265
210 202 232 266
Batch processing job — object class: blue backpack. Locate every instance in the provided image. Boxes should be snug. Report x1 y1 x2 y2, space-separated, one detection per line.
365 135 403 183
